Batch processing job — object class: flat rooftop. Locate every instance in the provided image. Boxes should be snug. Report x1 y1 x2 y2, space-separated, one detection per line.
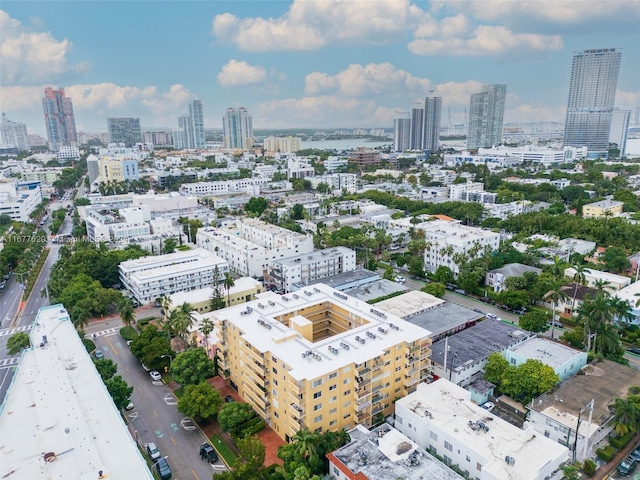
0 305 153 480
308 268 379 290
531 359 640 429
375 290 445 318
206 284 431 381
274 246 353 267
614 280 640 307
509 337 584 369
403 302 483 339
430 320 534 371
343 279 408 302
329 423 463 480
169 276 262 306
397 380 569 480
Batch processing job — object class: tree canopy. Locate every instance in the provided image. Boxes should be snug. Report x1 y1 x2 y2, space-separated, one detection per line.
171 348 215 386
218 402 257 436
177 382 222 420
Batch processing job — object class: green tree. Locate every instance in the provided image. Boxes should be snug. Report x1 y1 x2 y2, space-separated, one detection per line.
237 435 266 473
422 282 445 298
130 325 173 370
244 197 269 217
497 290 529 309
7 332 30 355
177 382 222 420
601 246 631 273
291 203 305 220
434 266 454 285
382 266 395 281
94 358 117 381
118 297 135 328
223 272 235 307
218 402 256 436
171 347 215 386
407 257 424 277
503 359 560 404
105 375 133 409
162 237 178 254
543 289 568 340
560 325 585 350
612 395 640 436
484 352 512 386
519 311 549 333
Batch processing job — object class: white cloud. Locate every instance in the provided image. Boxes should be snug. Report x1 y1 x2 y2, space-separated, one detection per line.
0 10 89 84
409 19 563 57
616 90 640 110
305 63 432 97
218 60 267 87
212 0 425 51
505 103 565 123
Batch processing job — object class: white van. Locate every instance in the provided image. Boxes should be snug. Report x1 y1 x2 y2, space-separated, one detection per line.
486 313 499 320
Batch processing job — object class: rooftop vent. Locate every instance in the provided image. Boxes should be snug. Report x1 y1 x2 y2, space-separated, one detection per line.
340 342 350 350
355 336 365 344
366 331 376 339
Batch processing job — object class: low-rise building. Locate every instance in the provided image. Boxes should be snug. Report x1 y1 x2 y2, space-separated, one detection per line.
485 263 542 293
269 247 356 293
0 305 154 479
287 157 315 179
0 180 42 221
328 423 463 480
504 337 587 381
395 380 569 480
556 283 598 317
613 280 640 324
203 283 432 441
348 147 381 168
583 199 624 218
196 218 314 278
178 177 269 197
430 320 535 387
168 277 263 315
564 267 631 293
526 359 640 461
85 204 151 243
119 248 229 304
556 238 597 256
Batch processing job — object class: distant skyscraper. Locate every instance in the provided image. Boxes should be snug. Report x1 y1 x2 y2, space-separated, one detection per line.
393 118 411 152
222 107 253 149
107 117 142 147
422 96 442 152
563 48 622 156
189 100 205 149
634 106 640 126
467 84 506 150
42 87 77 151
0 113 29 150
609 110 631 157
409 107 424 150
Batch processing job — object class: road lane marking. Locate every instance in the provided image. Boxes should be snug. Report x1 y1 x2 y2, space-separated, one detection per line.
104 335 118 356
171 436 176 446
192 469 201 480
153 410 158 417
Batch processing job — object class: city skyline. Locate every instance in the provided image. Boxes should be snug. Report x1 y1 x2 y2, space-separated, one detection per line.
0 1 638 136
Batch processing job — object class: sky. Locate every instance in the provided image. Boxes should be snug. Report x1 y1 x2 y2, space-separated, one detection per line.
1 0 639 137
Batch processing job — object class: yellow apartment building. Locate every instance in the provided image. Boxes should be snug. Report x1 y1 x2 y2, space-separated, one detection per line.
169 277 263 315
203 284 432 441
583 199 624 218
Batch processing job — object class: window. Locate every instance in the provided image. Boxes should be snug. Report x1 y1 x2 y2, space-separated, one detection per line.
343 413 350 419
312 379 323 388
329 384 337 391
430 431 438 441
314 403 322 411
477 462 482 471
313 391 322 399
395 366 401 372
444 455 451 466
466 455 471 462
343 400 351 408
330 419 337 426
343 378 350 384
329 372 337 379
330 408 337 414
444 441 453 452
272 366 278 374
344 389 351 396
330 395 337 403
544 431 550 438
396 415 403 425
395 377 401 383
314 415 322 423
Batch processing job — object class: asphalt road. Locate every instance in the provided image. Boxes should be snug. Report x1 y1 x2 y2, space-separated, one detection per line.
86 320 228 479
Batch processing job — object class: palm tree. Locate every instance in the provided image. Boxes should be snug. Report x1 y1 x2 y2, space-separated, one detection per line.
594 279 612 296
612 396 640 436
292 428 321 462
578 294 614 352
543 289 568 340
610 296 633 325
223 272 235 307
118 297 135 328
569 264 590 314
549 255 564 282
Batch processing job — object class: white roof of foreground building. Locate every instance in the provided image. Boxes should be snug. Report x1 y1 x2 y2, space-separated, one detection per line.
0 305 153 480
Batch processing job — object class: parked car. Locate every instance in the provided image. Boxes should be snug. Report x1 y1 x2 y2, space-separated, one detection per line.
454 289 466 295
628 347 640 356
146 442 161 460
548 321 563 329
630 446 640 462
200 442 219 463
154 457 172 480
480 402 495 412
93 349 104 359
125 400 134 411
150 370 162 381
224 395 235 403
617 456 637 476
473 308 484 314
485 313 499 320
513 308 527 315
445 284 456 291
394 276 405 284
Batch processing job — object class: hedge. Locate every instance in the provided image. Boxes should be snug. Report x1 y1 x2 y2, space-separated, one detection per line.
209 434 237 467
610 431 634 449
262 464 285 480
596 444 617 461
119 326 138 341
137 317 155 328
237 416 265 437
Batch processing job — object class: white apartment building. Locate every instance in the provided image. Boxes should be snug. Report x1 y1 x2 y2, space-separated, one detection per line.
119 248 228 304
269 247 357 292
254 164 279 178
131 191 198 213
20 168 64 185
85 205 151 243
308 173 357 193
391 217 500 276
324 156 348 172
196 218 314 278
57 145 80 160
448 182 486 200
287 157 315 179
0 180 42 222
564 266 631 293
178 178 269 197
395 380 569 480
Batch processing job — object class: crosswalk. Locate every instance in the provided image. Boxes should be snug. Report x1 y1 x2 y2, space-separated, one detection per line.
0 357 20 369
87 327 119 338
0 324 31 338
